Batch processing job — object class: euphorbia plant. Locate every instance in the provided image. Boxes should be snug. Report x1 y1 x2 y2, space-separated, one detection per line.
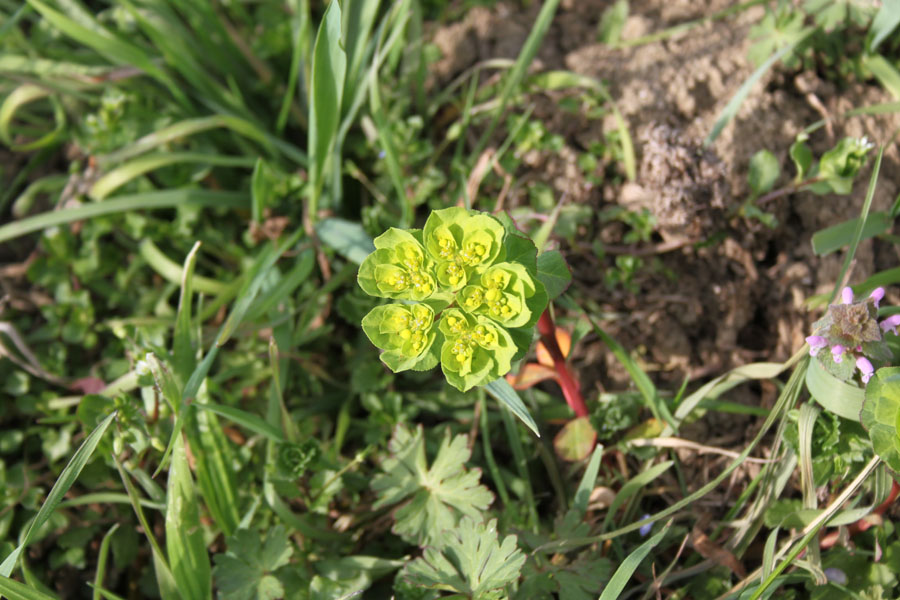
358 207 552 391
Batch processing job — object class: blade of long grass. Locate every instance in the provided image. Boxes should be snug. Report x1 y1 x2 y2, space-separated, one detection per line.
276 0 310 132
705 27 814 146
25 0 187 107
0 83 66 151
574 444 604 516
484 378 540 437
601 461 674 532
589 319 676 429
536 361 805 554
92 523 119 600
165 433 211 600
139 239 228 297
306 0 346 225
472 0 561 157
864 54 900 100
195 403 286 443
91 153 254 200
0 576 58 600
112 459 179 600
828 145 883 305
154 229 303 476
598 521 671 600
499 402 539 532
0 189 248 244
0 412 116 577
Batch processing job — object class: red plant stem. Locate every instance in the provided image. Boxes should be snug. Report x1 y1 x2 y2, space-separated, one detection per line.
537 309 588 418
820 480 900 549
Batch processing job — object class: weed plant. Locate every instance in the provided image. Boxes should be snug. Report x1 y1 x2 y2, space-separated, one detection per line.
2 0 900 599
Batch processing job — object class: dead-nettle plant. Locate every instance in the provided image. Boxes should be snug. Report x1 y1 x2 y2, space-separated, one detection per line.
358 207 553 391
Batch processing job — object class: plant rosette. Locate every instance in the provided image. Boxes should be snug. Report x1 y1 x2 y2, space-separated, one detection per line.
358 207 551 392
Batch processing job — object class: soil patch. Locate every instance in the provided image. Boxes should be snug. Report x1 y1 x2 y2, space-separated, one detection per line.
427 0 900 399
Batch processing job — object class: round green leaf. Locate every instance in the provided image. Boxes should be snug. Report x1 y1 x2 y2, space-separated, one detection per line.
861 367 900 473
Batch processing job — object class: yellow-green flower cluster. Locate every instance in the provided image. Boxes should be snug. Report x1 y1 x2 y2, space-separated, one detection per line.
358 207 548 391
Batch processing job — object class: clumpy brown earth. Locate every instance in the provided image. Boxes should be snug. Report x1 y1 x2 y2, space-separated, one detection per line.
427 0 900 404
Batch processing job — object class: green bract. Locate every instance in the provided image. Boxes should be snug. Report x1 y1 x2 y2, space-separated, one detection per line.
439 309 516 391
362 303 440 372
358 207 557 392
424 207 506 291
358 228 438 302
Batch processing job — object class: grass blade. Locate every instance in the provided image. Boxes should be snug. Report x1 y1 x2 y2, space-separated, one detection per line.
0 576 58 600
0 189 248 244
195 403 286 443
473 0 561 157
90 153 254 200
601 461 674 532
0 412 117 577
574 444 604 516
598 520 670 600
165 434 212 600
484 377 540 437
705 27 813 146
307 0 346 223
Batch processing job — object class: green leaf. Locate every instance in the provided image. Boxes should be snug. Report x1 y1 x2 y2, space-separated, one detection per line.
165 434 211 600
597 0 628 45
553 417 597 462
811 212 892 256
598 521 670 600
748 149 780 196
403 517 525 598
536 250 571 300
0 575 58 600
362 303 440 372
706 27 814 146
484 378 540 437
790 137 813 181
0 412 116 577
371 425 493 545
861 367 900 473
864 53 900 100
308 0 346 203
869 1 900 52
195 403 287 443
213 526 294 600
317 218 375 265
806 357 864 421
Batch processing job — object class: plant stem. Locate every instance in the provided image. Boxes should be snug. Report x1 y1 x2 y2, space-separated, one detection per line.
537 309 588 418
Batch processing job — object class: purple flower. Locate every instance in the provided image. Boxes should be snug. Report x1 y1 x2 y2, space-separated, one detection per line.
856 357 874 384
639 515 652 537
806 335 827 357
870 287 885 308
842 287 854 304
831 345 845 363
824 568 847 585
881 314 900 336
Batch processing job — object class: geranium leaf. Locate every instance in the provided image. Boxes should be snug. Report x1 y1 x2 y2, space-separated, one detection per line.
371 425 493 545
402 517 525 598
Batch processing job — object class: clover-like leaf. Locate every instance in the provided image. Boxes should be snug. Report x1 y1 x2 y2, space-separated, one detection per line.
212 526 294 600
423 207 506 290
357 228 440 302
402 517 525 599
362 303 441 372
861 367 900 473
372 424 493 545
439 309 517 392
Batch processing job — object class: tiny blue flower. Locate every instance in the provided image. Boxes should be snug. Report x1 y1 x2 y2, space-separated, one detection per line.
639 516 652 537
824 568 847 585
